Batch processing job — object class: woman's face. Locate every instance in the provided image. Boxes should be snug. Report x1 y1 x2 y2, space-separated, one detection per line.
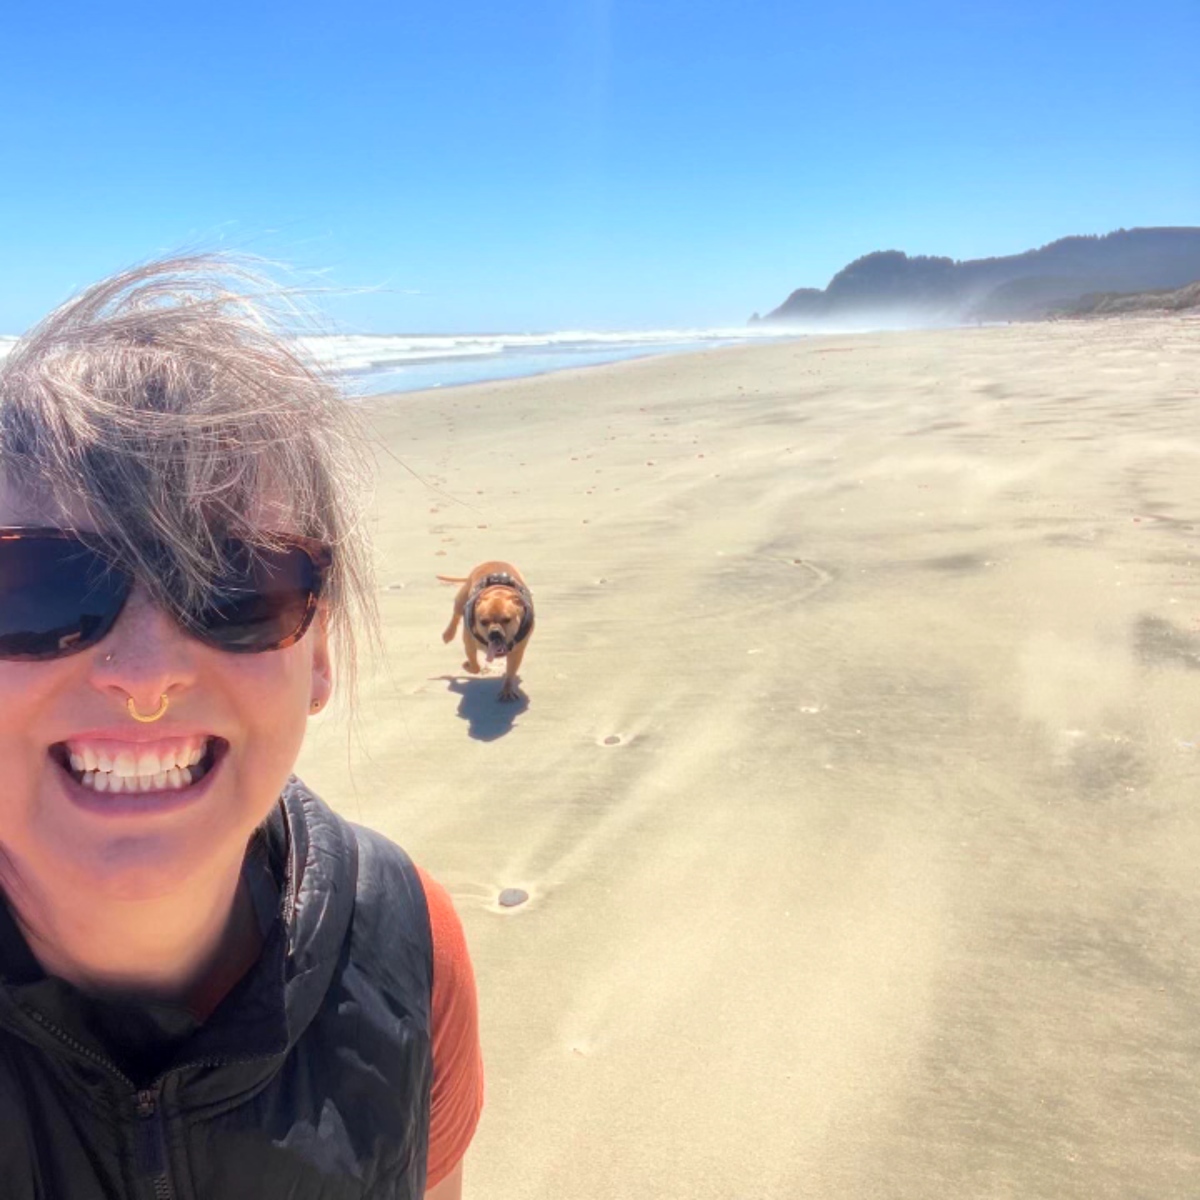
0 481 333 907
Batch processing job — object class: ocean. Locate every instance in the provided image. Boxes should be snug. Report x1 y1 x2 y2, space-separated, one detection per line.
0 327 789 396
294 327 790 395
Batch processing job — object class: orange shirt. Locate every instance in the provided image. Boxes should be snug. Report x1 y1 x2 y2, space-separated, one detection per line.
417 868 485 1189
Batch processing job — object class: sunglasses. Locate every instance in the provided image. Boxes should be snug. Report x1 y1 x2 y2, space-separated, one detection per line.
0 528 332 662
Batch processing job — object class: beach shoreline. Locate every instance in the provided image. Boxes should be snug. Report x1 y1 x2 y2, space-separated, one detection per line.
303 327 799 397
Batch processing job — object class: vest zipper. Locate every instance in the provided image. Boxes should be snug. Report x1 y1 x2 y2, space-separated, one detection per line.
134 1088 176 1200
283 808 300 927
21 1009 178 1200
21 1006 135 1082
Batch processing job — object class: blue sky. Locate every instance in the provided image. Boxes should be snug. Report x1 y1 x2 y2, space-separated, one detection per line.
2 0 1197 333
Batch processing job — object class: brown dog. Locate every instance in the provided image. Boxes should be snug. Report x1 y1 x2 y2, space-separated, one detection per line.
438 561 535 702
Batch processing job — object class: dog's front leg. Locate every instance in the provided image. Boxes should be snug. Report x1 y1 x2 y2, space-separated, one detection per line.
461 625 482 674
498 639 529 701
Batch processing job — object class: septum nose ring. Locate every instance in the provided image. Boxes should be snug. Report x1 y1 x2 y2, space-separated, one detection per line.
127 694 170 723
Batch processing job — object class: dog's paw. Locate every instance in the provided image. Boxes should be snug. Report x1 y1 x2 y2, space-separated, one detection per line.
462 660 482 675
498 683 524 702
442 628 455 644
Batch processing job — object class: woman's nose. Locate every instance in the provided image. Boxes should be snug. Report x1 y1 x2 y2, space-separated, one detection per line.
89 584 199 710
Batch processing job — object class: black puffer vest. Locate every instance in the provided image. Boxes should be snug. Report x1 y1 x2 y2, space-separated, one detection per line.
0 779 433 1199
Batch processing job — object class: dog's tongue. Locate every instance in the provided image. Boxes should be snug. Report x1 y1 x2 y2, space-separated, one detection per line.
486 640 506 662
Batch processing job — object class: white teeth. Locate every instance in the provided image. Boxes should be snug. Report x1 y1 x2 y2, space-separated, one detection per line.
78 767 198 794
136 749 163 777
67 738 212 795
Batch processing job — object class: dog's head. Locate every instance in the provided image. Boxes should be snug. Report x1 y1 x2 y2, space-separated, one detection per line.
472 587 526 659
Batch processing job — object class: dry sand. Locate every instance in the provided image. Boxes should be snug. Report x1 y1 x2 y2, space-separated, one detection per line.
298 315 1200 1199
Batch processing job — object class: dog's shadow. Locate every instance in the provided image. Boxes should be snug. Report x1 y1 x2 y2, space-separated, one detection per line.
435 675 529 740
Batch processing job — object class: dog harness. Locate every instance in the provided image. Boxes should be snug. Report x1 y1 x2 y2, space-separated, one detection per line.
465 572 534 650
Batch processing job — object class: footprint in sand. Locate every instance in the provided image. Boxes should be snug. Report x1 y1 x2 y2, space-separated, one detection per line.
787 559 834 601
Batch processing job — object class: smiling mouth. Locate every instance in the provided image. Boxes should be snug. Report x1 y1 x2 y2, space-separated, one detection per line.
50 738 226 795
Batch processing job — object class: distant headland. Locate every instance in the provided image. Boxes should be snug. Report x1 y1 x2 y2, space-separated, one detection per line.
754 227 1200 326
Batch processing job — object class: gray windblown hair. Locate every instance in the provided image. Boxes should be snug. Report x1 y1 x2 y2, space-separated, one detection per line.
0 253 376 686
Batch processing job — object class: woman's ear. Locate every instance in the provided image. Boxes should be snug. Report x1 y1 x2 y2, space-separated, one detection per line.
308 604 334 711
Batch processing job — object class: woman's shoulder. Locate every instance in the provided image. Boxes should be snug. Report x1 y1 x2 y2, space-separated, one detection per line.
345 825 479 1042
282 778 427 928
413 868 474 997
349 819 428 912
349 826 474 999
306 809 437 1013
284 781 477 1020
284 785 485 1181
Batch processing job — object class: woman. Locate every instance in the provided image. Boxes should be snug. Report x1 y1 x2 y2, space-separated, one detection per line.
0 258 482 1198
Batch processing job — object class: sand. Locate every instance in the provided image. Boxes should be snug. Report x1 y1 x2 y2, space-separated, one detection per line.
297 315 1200 1199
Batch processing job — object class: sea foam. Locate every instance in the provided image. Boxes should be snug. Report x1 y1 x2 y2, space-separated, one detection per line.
0 328 789 394
295 327 786 394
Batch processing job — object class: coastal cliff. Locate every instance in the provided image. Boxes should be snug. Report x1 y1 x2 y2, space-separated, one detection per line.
759 228 1200 325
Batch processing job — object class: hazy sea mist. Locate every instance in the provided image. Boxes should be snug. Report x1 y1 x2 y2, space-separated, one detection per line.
0 327 793 395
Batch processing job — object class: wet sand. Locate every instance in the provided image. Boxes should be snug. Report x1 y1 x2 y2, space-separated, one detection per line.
298 315 1200 1199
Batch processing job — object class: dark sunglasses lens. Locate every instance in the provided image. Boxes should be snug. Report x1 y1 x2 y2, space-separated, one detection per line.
0 538 127 660
196 544 319 652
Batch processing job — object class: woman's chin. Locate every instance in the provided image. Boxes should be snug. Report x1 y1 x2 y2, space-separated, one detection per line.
74 844 214 902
